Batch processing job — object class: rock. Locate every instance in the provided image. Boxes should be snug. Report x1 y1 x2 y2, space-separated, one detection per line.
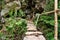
38 35 46 40
23 36 39 40
25 31 43 36
23 21 46 40
1 0 21 16
1 8 9 16
23 35 46 40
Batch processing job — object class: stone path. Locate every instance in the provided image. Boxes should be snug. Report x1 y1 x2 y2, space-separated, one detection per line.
23 21 46 40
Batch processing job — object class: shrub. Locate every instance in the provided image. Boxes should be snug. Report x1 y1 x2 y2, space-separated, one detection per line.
0 18 27 40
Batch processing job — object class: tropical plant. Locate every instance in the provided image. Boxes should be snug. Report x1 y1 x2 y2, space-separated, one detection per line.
58 0 60 9
44 0 54 12
0 18 27 40
33 13 54 40
33 0 60 40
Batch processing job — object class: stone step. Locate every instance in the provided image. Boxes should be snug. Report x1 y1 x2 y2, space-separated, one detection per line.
27 21 37 31
23 21 46 40
25 31 43 36
23 35 46 40
27 26 37 31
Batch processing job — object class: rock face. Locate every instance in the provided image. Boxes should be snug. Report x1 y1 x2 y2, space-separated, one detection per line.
23 21 46 40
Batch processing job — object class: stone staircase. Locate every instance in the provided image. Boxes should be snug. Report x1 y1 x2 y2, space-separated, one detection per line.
23 21 46 40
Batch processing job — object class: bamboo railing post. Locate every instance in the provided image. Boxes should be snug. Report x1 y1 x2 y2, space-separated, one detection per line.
54 0 58 40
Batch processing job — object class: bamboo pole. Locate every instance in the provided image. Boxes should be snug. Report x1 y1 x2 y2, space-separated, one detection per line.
54 0 58 40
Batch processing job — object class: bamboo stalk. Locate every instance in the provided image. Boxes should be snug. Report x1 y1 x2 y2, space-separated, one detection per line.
54 0 58 40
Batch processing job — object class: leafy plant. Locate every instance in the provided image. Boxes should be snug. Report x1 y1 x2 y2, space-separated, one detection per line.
58 0 60 9
0 18 27 40
33 13 54 40
5 9 26 18
33 0 60 40
44 0 54 12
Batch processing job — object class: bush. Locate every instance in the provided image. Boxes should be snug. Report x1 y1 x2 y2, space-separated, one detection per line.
0 18 27 40
33 14 54 40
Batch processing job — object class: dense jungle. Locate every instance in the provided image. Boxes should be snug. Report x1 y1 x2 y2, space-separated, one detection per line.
0 0 60 40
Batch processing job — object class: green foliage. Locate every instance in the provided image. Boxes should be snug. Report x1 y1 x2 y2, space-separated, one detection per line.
3 2 26 18
44 0 54 11
0 18 27 40
0 1 27 39
58 15 60 40
0 2 27 39
18 9 26 17
5 9 26 18
0 0 5 9
33 13 60 40
1 0 60 40
0 33 6 40
5 18 27 34
58 0 60 9
33 13 54 40
33 0 60 40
